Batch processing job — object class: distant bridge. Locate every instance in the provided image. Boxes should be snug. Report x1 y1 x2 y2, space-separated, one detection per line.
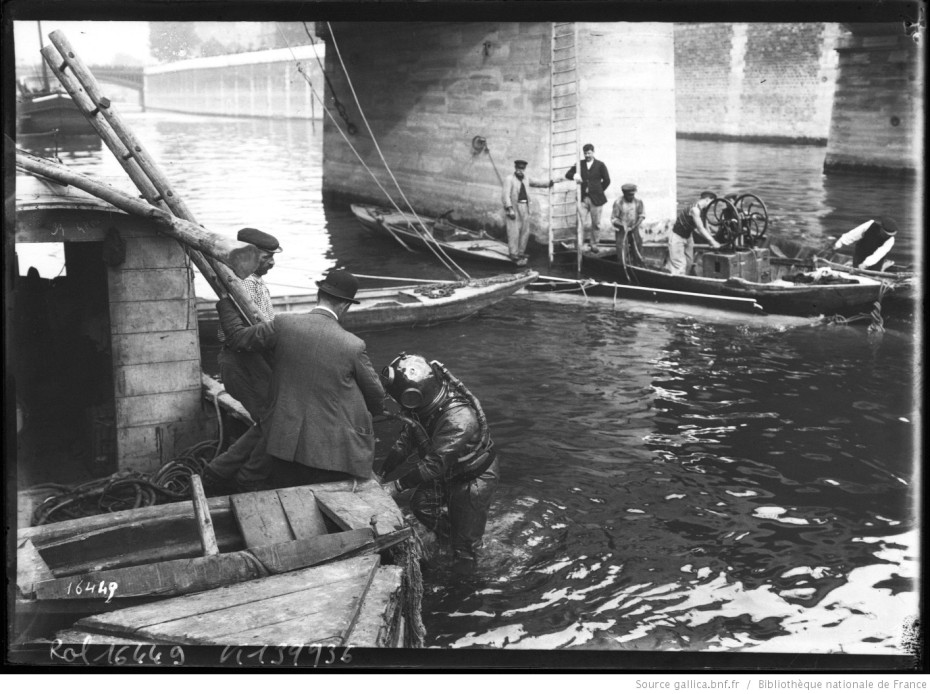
16 64 144 93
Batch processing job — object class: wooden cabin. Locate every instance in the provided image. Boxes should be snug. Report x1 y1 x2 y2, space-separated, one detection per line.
12 175 214 485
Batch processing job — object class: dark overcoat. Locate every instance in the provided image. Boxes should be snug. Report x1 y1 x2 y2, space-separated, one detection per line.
218 301 386 478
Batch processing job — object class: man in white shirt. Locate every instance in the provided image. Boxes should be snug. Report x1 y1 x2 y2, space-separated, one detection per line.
833 217 897 271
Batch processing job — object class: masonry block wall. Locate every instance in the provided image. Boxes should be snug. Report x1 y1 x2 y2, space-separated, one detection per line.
145 46 324 120
675 23 840 143
322 22 677 239
823 24 922 175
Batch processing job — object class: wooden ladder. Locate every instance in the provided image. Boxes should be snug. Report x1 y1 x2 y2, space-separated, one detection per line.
548 22 583 271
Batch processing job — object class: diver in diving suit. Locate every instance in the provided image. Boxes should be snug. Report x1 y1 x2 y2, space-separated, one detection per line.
379 353 499 576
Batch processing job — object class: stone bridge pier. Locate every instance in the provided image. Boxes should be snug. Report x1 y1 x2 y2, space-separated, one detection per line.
824 23 922 175
319 22 677 243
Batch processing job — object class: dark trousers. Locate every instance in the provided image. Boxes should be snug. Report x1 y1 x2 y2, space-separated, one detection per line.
207 347 273 482
410 459 499 565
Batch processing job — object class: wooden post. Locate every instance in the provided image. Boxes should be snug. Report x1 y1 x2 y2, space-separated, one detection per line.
190 475 220 557
43 32 265 325
15 150 260 280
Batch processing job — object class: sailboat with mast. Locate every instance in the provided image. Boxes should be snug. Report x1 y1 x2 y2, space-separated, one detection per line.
17 22 96 136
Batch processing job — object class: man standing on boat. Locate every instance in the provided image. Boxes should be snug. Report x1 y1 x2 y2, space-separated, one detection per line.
208 269 387 492
831 217 898 271
667 192 722 275
565 144 611 251
502 159 555 266
611 183 646 266
379 353 498 577
203 228 281 492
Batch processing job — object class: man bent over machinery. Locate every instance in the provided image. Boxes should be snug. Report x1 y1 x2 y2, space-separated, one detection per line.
379 353 499 576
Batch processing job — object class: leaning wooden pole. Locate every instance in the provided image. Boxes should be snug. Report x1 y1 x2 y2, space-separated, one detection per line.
15 150 261 280
43 32 263 325
39 48 228 299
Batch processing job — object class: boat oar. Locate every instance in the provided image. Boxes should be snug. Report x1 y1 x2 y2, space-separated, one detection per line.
44 31 264 325
15 150 261 279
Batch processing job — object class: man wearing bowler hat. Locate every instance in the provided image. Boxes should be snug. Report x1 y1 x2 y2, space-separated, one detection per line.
203 228 281 493
502 159 556 266
207 268 387 491
831 217 899 271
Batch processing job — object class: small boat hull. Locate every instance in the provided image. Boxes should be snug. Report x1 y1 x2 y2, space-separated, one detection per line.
18 92 96 136
579 245 886 317
197 271 538 340
351 204 519 266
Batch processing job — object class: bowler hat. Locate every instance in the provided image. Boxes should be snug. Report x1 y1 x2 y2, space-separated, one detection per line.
316 269 360 304
879 217 898 235
621 183 637 193
238 227 282 253
514 160 528 169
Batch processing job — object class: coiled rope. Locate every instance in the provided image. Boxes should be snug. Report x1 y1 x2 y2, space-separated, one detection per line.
27 439 220 526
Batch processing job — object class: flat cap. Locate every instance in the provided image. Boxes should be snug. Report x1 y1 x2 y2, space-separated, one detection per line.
514 159 528 169
237 227 282 253
621 183 637 193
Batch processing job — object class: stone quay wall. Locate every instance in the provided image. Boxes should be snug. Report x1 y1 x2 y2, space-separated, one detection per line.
144 45 324 120
320 21 677 241
675 23 841 144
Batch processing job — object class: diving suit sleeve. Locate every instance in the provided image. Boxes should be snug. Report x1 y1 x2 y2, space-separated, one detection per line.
394 407 478 491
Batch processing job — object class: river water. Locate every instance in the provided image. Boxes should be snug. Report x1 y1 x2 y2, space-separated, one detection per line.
16 110 921 659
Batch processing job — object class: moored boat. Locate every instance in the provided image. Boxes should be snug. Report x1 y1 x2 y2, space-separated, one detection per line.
351 204 520 267
571 241 887 317
197 271 539 340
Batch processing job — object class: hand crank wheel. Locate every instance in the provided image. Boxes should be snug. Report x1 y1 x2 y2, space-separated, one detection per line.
704 197 741 249
734 193 768 246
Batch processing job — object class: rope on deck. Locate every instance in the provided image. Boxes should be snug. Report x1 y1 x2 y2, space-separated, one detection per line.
390 519 428 648
26 439 220 526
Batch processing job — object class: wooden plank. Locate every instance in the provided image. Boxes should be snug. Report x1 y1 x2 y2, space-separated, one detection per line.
191 475 220 556
231 491 295 549
109 298 197 335
35 530 375 602
108 268 192 303
111 330 199 367
119 235 191 270
314 490 387 535
276 487 329 539
114 360 201 398
16 539 55 598
345 565 404 647
38 511 242 576
354 486 406 533
75 556 380 645
115 389 202 428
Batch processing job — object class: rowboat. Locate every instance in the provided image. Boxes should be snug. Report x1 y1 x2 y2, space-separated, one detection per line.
571 241 887 317
16 478 417 647
197 271 539 341
351 203 520 267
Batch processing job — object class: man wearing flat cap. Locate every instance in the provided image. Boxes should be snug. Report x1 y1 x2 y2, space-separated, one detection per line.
611 183 646 266
207 268 386 492
203 228 281 492
502 159 556 266
565 144 611 251
832 217 898 271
